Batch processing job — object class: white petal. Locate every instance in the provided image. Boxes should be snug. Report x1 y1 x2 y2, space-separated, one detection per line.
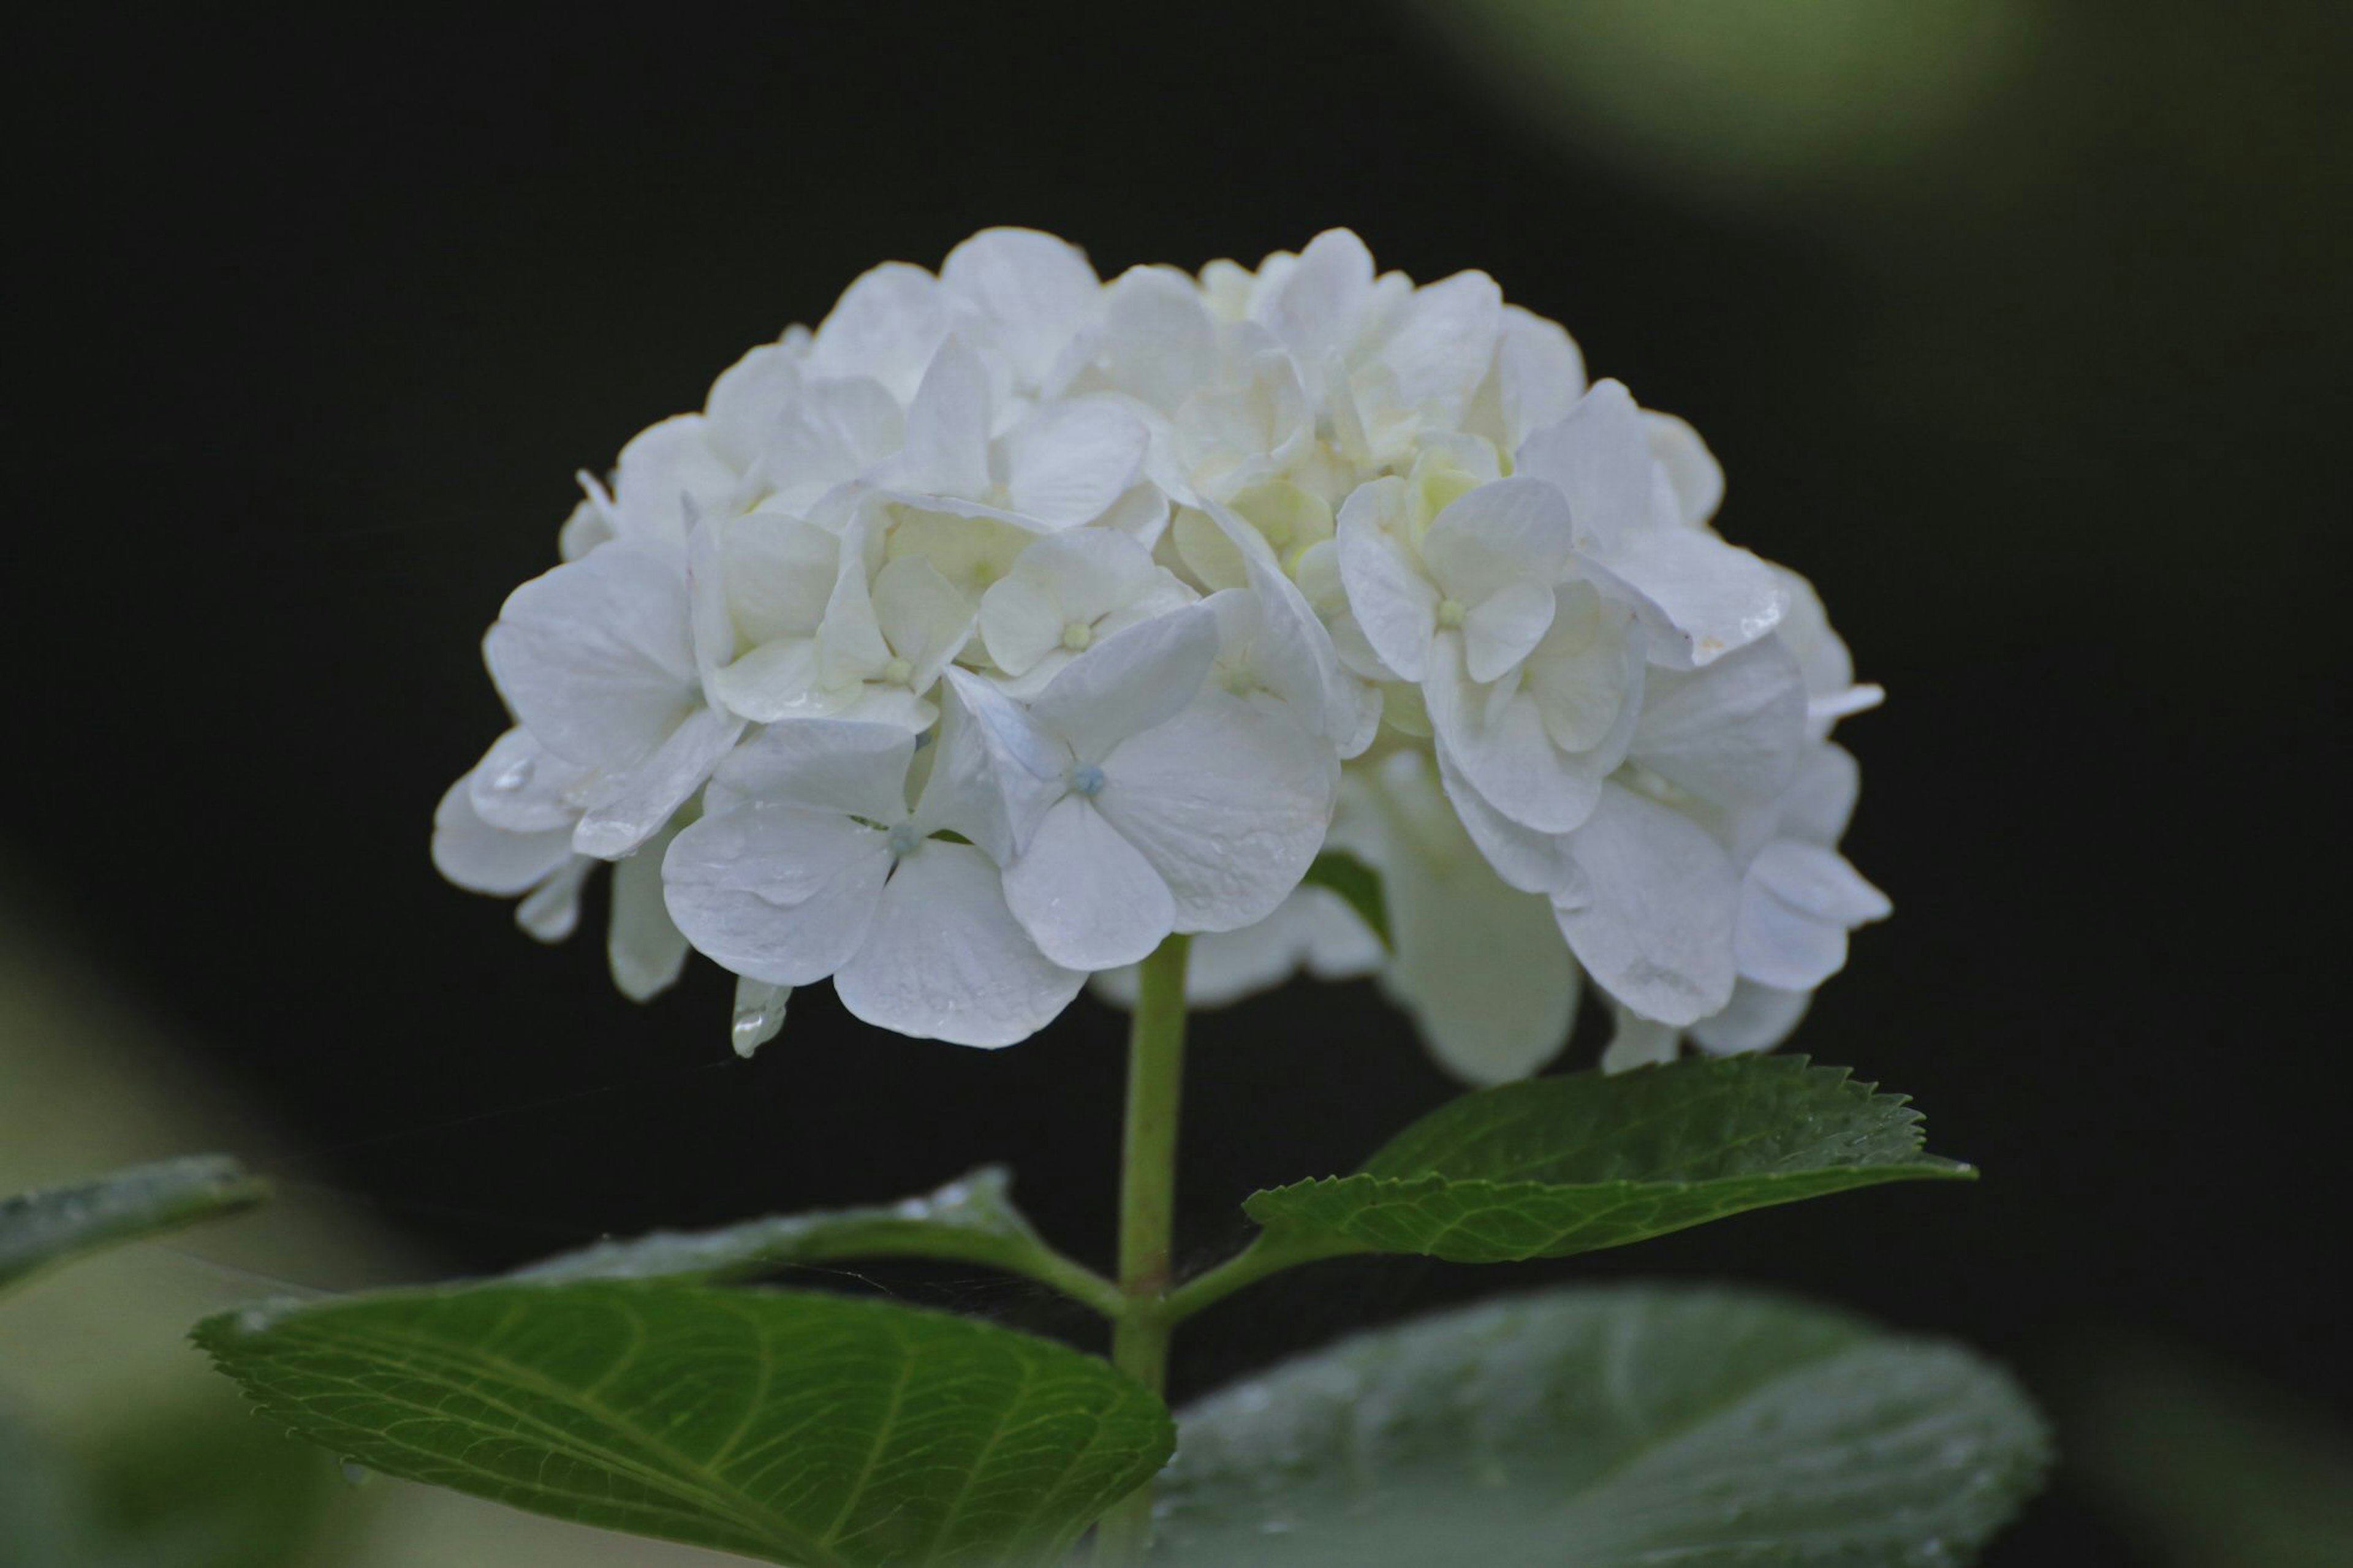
1461 581 1557 684
1582 526 1789 668
1419 477 1577 608
516 857 594 942
431 775 574 896
1556 782 1739 1026
703 343 800 469
1732 884 1849 993
836 842 1086 1047
941 229 1101 392
719 513 841 646
1490 305 1587 451
1780 743 1861 846
1749 840 1891 925
1099 265 1218 411
808 262 950 402
711 637 827 722
608 817 690 1002
467 727 597 834
1028 597 1218 762
610 416 736 545
1513 380 1653 553
1335 480 1438 681
485 541 697 771
573 705 745 860
1601 1007 1682 1074
1259 229 1375 373
976 572 1066 677
1370 782 1581 1085
930 669 1066 858
1423 636 1607 835
1094 690 1336 933
1632 635 1808 811
662 807 890 985
1002 795 1175 970
1691 980 1811 1055
1644 411 1724 527
1002 400 1149 526
891 336 993 497
1378 270 1504 412
754 376 904 508
708 719 914 822
872 555 977 684
1524 583 1646 757
1433 740 1572 896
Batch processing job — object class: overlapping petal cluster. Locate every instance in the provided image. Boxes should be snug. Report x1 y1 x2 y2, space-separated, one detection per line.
434 229 1887 1077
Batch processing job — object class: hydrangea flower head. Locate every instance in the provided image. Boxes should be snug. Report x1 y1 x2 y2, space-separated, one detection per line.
434 229 1887 1078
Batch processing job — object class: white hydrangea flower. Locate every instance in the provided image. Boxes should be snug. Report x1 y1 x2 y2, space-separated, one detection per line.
434 227 1888 1072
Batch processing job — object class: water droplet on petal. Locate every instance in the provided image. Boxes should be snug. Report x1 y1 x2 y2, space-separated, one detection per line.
731 978 791 1058
490 756 535 792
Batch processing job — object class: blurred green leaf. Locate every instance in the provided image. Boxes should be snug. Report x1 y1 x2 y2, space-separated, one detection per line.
1243 1056 1971 1263
1153 1284 2048 1566
1300 852 1390 951
513 1165 1121 1313
0 1399 85 1568
2056 1335 2353 1567
0 1392 335 1568
197 1281 1173 1567
0 1155 265 1294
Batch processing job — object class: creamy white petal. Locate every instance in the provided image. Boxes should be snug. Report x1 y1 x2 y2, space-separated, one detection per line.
891 336 993 497
485 541 698 771
574 705 746 859
703 344 800 470
607 817 690 1002
1556 782 1739 1026
1259 228 1374 374
871 555 976 685
516 857 594 942
1420 477 1577 608
836 842 1086 1047
711 637 827 722
1028 597 1218 762
941 229 1101 392
1433 740 1573 896
610 416 735 545
754 376 904 509
1094 689 1336 933
1001 400 1149 527
808 262 950 402
1335 481 1438 681
1423 636 1608 835
1378 270 1504 412
1461 581 1558 684
1099 265 1218 411
1002 795 1175 970
1513 380 1654 552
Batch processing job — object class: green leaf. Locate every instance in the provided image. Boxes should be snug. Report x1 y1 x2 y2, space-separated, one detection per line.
1242 1055 1971 1264
1151 1284 2050 1567
1300 850 1389 950
197 1281 1173 1568
0 1400 85 1568
515 1165 1121 1314
1 1154 266 1293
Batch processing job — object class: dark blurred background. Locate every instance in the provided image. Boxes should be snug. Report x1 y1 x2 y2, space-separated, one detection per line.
10 3 2347 1562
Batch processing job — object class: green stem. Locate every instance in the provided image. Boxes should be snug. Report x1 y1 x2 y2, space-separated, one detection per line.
1094 933 1191 1566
